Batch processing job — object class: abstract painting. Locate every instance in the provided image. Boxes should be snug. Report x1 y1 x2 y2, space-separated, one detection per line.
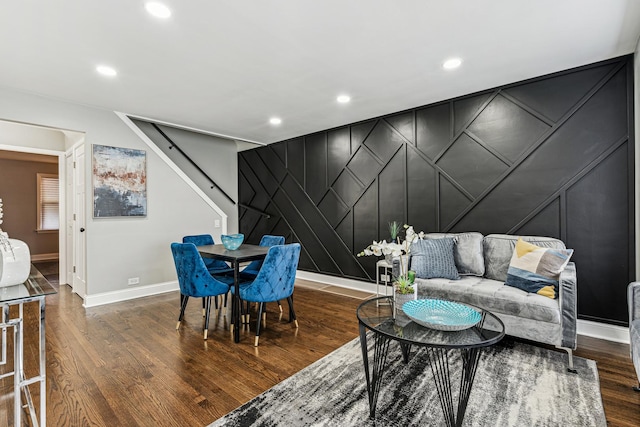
92 145 147 217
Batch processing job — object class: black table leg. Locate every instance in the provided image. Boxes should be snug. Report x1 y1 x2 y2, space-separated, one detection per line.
426 347 483 427
400 342 412 364
359 325 391 419
233 261 240 343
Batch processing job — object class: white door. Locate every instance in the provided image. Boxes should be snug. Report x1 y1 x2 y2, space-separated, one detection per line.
65 151 74 285
73 144 87 297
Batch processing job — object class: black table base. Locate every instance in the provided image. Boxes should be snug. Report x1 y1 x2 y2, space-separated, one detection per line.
359 325 484 427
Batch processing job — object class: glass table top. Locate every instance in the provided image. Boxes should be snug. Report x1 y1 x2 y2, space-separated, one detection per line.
0 265 57 303
357 296 505 349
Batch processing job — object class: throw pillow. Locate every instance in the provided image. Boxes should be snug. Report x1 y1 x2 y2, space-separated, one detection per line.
505 238 574 299
425 232 485 276
410 238 460 280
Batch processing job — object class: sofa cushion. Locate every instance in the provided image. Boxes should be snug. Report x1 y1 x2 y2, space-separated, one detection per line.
415 276 561 324
410 238 460 280
483 234 567 282
505 239 573 299
425 232 484 276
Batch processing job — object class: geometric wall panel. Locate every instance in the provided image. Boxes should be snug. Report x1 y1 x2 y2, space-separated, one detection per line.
416 102 450 160
364 121 404 163
468 94 550 162
453 92 492 134
239 55 634 325
503 63 615 122
436 133 509 197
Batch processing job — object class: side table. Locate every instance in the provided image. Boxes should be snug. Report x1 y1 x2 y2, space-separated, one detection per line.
376 259 393 303
0 265 57 427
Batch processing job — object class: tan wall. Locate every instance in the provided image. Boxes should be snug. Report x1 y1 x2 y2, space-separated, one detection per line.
0 157 58 257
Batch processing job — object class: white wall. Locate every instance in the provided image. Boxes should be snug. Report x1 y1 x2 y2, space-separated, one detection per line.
0 86 237 296
0 120 66 150
130 119 239 233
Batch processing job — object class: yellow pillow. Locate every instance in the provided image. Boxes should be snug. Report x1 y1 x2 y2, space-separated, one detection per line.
505 239 573 299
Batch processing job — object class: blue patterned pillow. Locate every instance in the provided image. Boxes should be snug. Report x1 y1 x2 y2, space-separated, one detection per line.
410 238 460 280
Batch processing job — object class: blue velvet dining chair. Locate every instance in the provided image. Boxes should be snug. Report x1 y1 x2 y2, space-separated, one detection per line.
232 243 301 346
240 235 286 315
183 234 233 275
171 242 232 340
183 234 233 315
241 235 285 277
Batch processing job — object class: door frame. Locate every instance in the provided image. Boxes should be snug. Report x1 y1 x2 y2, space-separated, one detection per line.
0 143 68 284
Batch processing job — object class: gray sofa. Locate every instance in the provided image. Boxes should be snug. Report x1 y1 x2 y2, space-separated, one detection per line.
394 233 577 370
628 282 640 390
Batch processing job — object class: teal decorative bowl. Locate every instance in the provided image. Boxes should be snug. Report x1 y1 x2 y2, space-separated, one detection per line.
221 233 244 250
402 299 481 331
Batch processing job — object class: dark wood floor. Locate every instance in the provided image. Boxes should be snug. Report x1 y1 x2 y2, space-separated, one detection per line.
2 263 639 426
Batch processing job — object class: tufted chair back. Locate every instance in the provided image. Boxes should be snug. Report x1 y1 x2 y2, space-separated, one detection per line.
239 243 301 303
183 234 232 273
171 242 230 298
242 235 285 276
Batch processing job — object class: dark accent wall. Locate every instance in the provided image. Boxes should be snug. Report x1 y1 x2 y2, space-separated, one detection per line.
239 56 634 326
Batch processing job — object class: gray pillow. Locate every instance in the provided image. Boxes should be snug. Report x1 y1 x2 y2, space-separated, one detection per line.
410 238 460 280
425 232 485 276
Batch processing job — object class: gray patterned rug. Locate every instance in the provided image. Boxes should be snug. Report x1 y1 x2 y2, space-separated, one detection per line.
210 337 606 426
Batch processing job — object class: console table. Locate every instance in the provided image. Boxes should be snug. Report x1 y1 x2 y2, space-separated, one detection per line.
0 265 56 426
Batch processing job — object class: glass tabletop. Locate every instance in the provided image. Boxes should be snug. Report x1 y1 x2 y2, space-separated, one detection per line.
357 296 505 349
0 265 57 303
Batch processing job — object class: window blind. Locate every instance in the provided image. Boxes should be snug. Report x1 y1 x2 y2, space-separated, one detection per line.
38 174 59 230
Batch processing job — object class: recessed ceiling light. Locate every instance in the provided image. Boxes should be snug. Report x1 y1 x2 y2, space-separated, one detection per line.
443 58 462 70
96 65 117 77
269 117 282 125
337 95 351 103
145 2 172 19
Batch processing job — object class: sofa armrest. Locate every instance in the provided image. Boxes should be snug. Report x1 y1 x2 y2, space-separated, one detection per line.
559 262 577 349
629 282 640 322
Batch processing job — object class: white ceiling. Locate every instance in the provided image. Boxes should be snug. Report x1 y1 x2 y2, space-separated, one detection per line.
1 0 639 144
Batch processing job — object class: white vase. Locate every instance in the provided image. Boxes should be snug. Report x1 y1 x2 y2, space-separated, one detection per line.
0 238 31 287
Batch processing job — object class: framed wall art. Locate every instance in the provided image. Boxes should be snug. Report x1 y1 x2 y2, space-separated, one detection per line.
92 144 147 217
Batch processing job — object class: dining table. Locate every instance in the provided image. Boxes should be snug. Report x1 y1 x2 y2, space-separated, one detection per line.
197 243 269 343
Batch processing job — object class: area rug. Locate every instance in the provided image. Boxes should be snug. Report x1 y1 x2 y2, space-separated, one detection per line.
210 337 606 426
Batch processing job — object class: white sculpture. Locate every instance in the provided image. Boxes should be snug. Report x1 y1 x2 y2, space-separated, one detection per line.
0 198 31 287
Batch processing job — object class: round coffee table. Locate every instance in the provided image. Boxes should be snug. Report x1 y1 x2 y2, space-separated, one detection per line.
357 296 505 427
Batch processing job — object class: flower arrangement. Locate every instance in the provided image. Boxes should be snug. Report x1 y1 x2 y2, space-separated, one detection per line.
358 223 425 294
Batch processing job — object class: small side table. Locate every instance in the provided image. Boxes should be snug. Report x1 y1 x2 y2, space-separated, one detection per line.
375 259 393 302
0 265 56 427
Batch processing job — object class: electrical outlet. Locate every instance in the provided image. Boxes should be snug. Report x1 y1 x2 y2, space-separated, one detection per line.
214 220 220 228
128 277 140 285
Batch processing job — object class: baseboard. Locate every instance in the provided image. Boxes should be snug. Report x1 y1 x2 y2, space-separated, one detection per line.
296 271 631 345
577 319 629 344
31 253 59 262
83 281 179 308
295 270 377 294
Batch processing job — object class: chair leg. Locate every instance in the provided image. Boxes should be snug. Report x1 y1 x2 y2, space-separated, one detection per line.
202 297 206 317
203 297 212 340
177 295 189 330
255 302 265 346
223 291 229 316
633 383 640 392
287 296 298 328
244 301 251 325
277 300 283 313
